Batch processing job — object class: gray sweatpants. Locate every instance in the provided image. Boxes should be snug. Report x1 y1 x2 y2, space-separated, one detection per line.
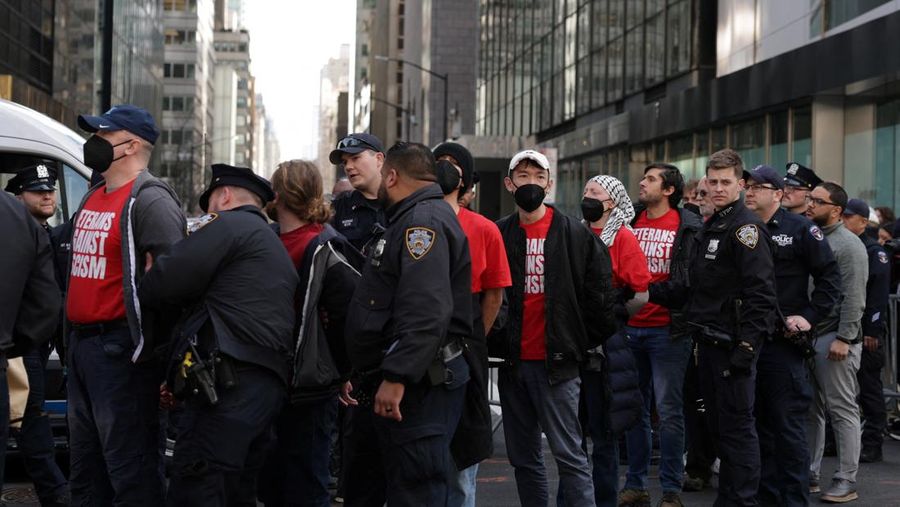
807 332 862 482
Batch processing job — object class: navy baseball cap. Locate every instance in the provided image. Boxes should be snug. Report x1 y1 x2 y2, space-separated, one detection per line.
329 133 384 164
746 165 784 190
4 163 58 194
78 104 160 145
199 164 275 212
842 198 870 218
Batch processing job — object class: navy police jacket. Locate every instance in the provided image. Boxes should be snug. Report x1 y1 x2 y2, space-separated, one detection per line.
651 199 777 348
344 184 473 385
860 233 890 340
331 189 386 255
766 208 840 329
139 205 299 384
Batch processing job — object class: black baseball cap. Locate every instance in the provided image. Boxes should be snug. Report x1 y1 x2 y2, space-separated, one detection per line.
4 163 58 194
842 198 870 218
746 165 784 190
78 104 160 145
198 164 275 212
784 162 822 190
329 133 384 164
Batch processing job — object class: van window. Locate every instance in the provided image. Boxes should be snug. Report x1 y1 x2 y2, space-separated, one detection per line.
62 164 90 221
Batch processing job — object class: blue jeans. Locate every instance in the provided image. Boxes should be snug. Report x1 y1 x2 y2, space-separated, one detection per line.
448 463 478 507
259 396 339 507
499 361 595 507
12 347 68 503
623 326 691 493
67 328 163 506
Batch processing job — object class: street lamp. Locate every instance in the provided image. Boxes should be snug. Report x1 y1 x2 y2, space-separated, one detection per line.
374 54 448 142
370 95 415 141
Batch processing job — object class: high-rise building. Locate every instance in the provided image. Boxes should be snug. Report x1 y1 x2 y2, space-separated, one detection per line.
353 0 478 148
213 28 253 168
319 44 351 189
471 0 900 219
159 0 216 211
212 65 238 166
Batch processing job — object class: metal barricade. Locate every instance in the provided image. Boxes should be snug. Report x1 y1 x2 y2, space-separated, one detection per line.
487 358 504 433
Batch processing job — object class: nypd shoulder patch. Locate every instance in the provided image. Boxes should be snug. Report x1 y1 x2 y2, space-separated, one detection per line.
188 212 218 234
736 224 759 249
405 227 436 260
879 251 889 264
809 225 824 241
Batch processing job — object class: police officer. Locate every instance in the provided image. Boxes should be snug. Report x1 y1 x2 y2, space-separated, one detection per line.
650 149 777 506
4 164 71 506
342 142 472 506
139 164 298 506
0 189 60 494
782 162 823 215
744 165 841 506
329 133 387 254
843 198 890 464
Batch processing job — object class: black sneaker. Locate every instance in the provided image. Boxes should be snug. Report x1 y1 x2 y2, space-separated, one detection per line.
682 474 708 492
860 447 883 463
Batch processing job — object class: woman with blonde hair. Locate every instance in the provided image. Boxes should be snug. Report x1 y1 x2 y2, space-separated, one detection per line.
259 160 362 507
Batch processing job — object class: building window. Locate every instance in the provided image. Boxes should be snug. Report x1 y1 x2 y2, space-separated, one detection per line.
811 0 890 34
731 117 766 170
163 0 197 12
162 96 194 111
792 105 813 166
164 63 195 78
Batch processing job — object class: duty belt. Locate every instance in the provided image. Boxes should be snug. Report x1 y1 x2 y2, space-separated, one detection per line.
441 338 464 363
70 319 129 339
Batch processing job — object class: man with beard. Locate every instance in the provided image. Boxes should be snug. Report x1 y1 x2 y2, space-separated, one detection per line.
4 164 70 506
342 142 472 506
804 182 867 503
744 166 840 506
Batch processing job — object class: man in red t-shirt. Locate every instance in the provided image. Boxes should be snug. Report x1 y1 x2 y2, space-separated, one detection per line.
434 142 513 507
494 150 617 507
618 164 703 507
66 105 186 505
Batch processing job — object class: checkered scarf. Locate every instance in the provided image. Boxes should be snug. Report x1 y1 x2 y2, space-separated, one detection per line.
588 175 635 247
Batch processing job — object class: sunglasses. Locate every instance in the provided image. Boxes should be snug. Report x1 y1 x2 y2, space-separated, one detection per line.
336 136 378 152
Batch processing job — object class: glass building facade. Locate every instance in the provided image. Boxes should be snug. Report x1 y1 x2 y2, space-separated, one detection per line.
0 0 55 93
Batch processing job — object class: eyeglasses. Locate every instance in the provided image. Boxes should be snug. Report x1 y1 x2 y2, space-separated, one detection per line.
809 197 838 207
746 184 778 192
336 136 377 152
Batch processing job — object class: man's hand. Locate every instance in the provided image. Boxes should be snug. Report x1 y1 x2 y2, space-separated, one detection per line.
827 339 850 361
339 381 358 407
374 379 405 421
159 383 175 410
144 252 154 273
864 336 879 353
784 315 811 335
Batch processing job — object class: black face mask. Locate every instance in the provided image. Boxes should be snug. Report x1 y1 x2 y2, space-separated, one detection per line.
436 160 462 196
581 197 609 223
513 183 546 213
83 135 133 173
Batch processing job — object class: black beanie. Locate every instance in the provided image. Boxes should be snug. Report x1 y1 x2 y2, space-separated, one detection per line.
433 142 474 194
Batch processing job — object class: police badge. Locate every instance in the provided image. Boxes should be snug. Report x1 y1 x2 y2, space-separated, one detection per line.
787 163 799 175
36 164 50 179
405 227 435 259
736 224 759 249
879 251 889 264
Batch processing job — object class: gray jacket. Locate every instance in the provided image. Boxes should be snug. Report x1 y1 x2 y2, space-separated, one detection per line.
69 170 186 361
817 222 868 342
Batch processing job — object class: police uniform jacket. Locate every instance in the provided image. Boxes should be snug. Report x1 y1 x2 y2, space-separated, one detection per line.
0 192 60 355
650 199 777 348
344 184 472 386
860 233 890 340
139 205 299 384
331 189 386 254
766 208 840 328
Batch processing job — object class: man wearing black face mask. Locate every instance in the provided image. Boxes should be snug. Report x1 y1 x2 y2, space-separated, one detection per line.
494 149 617 507
434 142 512 507
65 104 186 505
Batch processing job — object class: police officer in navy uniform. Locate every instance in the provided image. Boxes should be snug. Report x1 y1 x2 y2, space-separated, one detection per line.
342 142 472 506
4 164 71 506
139 164 298 506
782 162 823 216
329 133 387 254
842 198 890 464
650 149 777 507
744 165 841 506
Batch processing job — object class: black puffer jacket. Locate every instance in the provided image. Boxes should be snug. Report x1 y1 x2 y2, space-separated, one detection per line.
602 331 642 434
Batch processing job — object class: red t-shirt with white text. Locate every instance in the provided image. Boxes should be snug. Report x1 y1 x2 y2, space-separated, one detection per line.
590 226 651 292
519 207 553 360
628 208 680 327
458 207 512 294
66 181 136 324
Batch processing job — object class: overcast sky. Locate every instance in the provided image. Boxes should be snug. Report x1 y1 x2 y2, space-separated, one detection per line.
244 1 355 161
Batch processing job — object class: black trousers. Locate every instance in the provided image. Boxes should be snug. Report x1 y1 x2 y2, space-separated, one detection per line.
684 344 717 482
857 342 886 450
